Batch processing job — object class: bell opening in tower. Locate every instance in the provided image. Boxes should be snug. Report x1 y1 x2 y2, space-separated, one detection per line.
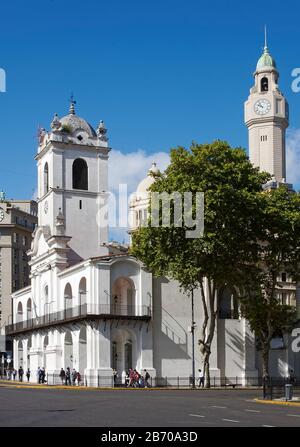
261 77 269 92
72 158 88 191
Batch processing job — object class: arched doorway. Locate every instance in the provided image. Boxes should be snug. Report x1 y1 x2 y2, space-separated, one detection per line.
27 298 32 321
64 331 73 370
64 283 73 318
17 302 23 324
111 329 138 381
218 287 239 319
111 277 135 316
78 277 87 311
78 327 87 376
124 341 133 372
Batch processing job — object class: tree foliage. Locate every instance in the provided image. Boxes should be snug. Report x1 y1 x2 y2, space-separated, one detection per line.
131 141 269 385
239 186 300 376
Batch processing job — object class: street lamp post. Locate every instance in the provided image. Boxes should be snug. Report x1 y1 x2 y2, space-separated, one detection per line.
190 289 196 389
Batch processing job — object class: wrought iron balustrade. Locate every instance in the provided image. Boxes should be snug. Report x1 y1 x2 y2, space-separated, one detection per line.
5 303 151 334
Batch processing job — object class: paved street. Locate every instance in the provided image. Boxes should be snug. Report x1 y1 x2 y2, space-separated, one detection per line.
0 387 299 427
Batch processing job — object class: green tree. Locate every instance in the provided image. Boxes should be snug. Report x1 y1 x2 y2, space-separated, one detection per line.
131 140 268 386
239 186 300 378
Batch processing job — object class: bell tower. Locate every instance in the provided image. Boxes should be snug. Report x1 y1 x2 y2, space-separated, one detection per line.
244 30 289 182
34 101 110 264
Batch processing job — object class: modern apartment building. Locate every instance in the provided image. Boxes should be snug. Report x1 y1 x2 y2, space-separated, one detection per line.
0 194 37 329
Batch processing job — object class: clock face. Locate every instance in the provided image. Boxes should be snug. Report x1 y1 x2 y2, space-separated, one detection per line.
254 99 271 116
44 200 48 214
0 208 4 222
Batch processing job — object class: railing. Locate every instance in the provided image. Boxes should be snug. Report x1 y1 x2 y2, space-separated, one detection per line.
5 304 151 334
263 377 300 400
0 373 270 388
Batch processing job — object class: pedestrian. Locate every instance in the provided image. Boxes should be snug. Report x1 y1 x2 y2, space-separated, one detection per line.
138 374 145 388
13 369 17 381
288 369 296 384
128 368 134 387
198 369 204 388
65 367 71 386
133 369 139 387
125 371 129 387
71 369 77 386
144 369 151 388
76 372 81 386
59 368 66 385
113 369 118 386
26 368 30 382
40 367 46 384
18 366 24 382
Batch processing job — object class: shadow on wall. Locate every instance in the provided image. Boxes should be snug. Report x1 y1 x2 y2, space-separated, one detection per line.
161 307 188 353
218 320 248 375
153 277 190 377
68 249 83 267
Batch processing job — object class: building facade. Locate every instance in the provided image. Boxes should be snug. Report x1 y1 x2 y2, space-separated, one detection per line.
0 197 37 328
6 41 300 385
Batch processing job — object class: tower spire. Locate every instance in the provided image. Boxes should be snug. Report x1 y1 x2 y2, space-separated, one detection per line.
69 93 76 115
264 25 268 52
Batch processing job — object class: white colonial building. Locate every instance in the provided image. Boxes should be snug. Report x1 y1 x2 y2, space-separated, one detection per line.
7 41 300 385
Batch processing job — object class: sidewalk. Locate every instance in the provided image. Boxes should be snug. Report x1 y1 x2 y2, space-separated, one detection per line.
0 379 262 392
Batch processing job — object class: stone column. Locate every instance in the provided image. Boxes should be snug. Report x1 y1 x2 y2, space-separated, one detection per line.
85 321 112 387
13 338 19 371
139 322 156 380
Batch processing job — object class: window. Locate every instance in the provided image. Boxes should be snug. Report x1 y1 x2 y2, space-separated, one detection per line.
261 77 269 92
72 159 88 190
260 135 268 142
281 272 287 282
79 200 82 210
44 162 49 194
218 287 239 319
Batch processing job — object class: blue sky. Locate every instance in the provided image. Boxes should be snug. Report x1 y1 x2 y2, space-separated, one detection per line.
1 0 300 206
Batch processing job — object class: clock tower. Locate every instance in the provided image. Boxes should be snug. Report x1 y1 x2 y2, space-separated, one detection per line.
33 101 110 266
244 34 289 182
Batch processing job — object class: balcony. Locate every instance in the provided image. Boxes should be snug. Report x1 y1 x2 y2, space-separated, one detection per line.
5 304 151 335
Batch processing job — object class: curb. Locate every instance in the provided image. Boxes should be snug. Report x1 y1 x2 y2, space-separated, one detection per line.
255 398 300 407
0 381 262 392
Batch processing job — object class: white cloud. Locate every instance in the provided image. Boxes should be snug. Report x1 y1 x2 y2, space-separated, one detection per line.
108 149 170 243
286 128 300 188
108 149 170 195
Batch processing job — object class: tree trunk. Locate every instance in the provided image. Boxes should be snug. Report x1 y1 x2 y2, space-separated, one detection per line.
198 278 218 389
203 350 210 388
261 343 270 379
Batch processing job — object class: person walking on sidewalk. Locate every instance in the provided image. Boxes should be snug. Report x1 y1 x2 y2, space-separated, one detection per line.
59 368 66 385
65 367 71 386
18 366 24 382
198 369 204 388
144 369 151 388
26 368 30 382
